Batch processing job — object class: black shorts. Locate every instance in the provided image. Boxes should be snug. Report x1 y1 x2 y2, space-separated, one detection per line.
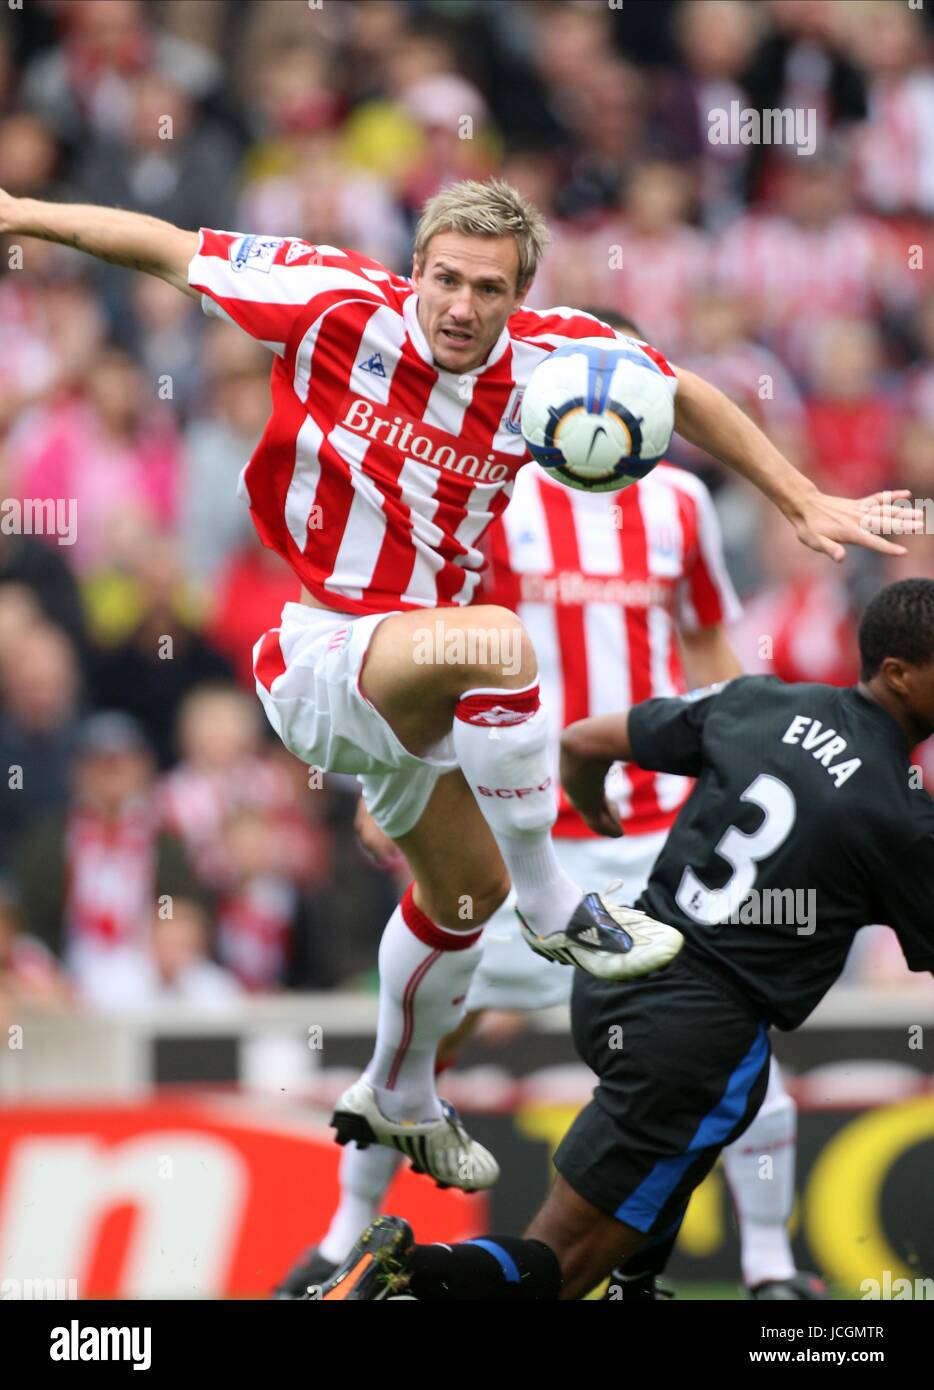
554 947 771 1239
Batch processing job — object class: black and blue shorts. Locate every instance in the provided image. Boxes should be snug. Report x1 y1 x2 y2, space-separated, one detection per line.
554 948 771 1238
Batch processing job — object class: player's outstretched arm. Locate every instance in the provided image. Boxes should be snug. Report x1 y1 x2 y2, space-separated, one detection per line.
672 365 922 562
0 188 199 296
559 715 631 838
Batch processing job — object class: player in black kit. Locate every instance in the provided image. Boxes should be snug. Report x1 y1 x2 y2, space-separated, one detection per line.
313 578 934 1301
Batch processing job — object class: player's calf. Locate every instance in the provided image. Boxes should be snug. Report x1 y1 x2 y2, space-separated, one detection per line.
526 1174 647 1301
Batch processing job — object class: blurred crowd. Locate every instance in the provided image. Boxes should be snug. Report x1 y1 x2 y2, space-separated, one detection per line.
1 0 933 1020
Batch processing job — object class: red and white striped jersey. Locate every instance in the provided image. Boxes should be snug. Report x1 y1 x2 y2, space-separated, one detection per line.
187 231 677 615
480 464 740 839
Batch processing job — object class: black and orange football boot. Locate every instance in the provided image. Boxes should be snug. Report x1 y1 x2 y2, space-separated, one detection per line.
308 1217 416 1301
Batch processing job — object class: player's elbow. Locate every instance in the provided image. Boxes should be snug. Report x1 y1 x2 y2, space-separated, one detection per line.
562 713 631 765
153 226 201 297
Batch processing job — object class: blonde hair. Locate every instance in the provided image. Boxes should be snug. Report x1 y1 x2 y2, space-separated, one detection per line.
414 179 549 292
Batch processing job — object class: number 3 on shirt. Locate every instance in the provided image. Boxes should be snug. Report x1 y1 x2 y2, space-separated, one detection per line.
675 774 796 925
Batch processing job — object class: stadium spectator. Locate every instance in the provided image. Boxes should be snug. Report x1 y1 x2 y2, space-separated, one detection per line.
850 1 934 219
496 143 560 229
11 711 200 995
338 24 461 184
7 345 181 575
90 536 234 766
0 111 64 203
0 261 107 435
712 154 906 374
592 159 709 351
0 879 71 1033
885 419 934 583
179 323 268 585
651 0 760 228
804 317 897 499
532 158 708 337
159 685 329 894
679 289 807 466
265 742 404 986
75 895 242 1012
0 521 89 661
237 39 342 152
551 57 649 222
730 499 861 687
0 620 83 868
395 74 498 220
20 0 222 150
904 292 934 426
215 805 340 991
238 128 410 273
128 274 205 420
741 0 867 190
72 72 238 237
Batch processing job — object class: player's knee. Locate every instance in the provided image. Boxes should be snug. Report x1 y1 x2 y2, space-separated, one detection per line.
459 606 536 687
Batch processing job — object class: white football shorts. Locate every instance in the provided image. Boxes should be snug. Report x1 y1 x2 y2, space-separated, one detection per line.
253 601 457 841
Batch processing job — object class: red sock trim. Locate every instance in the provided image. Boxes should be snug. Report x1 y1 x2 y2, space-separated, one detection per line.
401 885 482 952
455 684 540 727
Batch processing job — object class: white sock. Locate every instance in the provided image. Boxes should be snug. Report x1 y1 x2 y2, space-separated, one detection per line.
452 684 581 937
318 1143 402 1266
365 886 484 1124
722 1059 797 1288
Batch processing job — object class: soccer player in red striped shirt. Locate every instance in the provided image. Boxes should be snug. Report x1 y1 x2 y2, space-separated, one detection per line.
2 178 919 1190
280 315 814 1301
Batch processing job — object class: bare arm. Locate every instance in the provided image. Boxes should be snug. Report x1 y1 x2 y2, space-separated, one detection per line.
560 715 632 838
678 624 742 689
0 190 199 296
672 365 920 562
560 630 740 834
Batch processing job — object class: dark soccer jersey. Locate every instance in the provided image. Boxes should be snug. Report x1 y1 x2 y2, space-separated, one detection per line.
628 675 934 1029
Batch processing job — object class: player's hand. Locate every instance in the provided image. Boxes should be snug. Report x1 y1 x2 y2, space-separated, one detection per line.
0 187 19 235
353 797 407 871
560 745 624 838
569 795 624 838
791 488 924 562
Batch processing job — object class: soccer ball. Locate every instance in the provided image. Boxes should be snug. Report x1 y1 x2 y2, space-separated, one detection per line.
521 337 675 492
